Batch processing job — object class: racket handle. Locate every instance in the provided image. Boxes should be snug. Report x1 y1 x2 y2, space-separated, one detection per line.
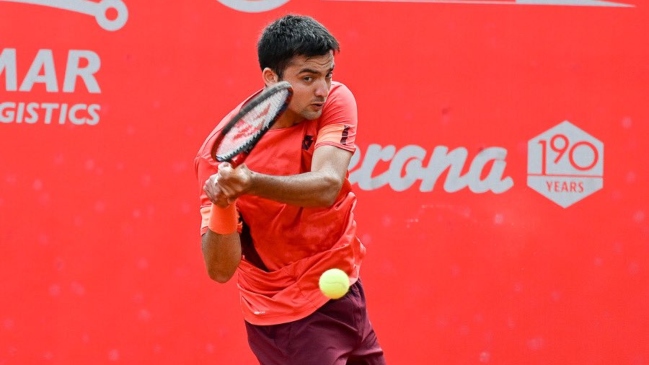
230 153 248 169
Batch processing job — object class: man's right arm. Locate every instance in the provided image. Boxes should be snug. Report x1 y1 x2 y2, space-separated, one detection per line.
201 229 242 283
196 153 242 283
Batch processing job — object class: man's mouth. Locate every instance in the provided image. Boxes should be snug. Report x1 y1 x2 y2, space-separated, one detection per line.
310 100 325 109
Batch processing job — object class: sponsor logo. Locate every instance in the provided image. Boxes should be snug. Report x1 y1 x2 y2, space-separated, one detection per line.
0 1 126 126
217 0 290 12
349 144 514 194
349 120 604 208
527 121 604 207
0 0 129 31
216 0 633 12
328 0 632 7
0 48 102 126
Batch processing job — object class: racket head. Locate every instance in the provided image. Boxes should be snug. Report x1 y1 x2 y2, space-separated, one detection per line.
211 81 293 165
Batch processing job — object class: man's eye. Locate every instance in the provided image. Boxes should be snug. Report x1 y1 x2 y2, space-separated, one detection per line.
303 76 312 82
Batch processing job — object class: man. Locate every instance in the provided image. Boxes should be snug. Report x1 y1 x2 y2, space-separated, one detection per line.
194 15 386 365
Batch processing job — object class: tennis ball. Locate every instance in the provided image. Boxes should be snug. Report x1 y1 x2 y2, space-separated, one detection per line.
319 268 350 299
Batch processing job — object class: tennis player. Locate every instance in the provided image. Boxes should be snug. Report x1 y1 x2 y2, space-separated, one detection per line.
194 15 386 365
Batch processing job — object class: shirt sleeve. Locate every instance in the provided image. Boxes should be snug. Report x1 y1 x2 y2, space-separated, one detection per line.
315 83 358 153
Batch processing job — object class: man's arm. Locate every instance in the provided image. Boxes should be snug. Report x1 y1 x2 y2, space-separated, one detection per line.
214 145 353 207
200 173 242 283
201 229 241 283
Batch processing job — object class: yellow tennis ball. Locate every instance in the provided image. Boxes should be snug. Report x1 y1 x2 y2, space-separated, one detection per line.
319 268 350 299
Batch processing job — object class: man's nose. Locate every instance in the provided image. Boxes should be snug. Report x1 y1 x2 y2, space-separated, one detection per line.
314 79 329 98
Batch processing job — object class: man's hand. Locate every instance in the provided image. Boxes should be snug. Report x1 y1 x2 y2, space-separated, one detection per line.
204 162 252 207
203 173 230 208
215 162 253 201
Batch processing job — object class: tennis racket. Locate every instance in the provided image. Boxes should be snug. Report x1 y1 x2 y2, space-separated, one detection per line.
210 81 293 167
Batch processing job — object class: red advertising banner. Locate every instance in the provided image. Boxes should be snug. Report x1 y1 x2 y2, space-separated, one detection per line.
1 0 648 364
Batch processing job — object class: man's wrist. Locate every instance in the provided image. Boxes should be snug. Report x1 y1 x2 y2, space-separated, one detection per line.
208 203 238 234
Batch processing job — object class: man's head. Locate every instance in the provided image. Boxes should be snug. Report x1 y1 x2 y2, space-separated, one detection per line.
258 15 340 79
258 15 340 124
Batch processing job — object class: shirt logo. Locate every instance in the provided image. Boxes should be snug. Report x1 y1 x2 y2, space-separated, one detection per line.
303 135 314 150
341 126 351 145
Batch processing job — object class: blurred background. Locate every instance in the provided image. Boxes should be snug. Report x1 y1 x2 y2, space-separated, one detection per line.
1 0 647 364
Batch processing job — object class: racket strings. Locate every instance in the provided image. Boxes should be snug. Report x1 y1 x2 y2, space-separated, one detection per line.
216 89 289 158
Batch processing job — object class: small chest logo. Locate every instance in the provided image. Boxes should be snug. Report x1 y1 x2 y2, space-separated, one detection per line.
303 135 314 150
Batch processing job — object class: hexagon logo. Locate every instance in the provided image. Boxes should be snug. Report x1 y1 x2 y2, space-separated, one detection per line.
527 121 604 208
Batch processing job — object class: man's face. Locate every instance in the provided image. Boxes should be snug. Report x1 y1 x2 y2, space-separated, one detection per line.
279 51 334 124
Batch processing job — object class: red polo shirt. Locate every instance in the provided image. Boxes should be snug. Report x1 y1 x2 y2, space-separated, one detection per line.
195 82 366 325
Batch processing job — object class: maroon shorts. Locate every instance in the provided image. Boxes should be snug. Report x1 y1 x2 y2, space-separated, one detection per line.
245 279 387 365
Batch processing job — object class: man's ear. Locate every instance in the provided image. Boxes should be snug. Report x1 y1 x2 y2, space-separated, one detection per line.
262 68 279 86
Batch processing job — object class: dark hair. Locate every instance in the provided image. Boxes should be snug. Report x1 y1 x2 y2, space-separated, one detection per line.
257 15 340 78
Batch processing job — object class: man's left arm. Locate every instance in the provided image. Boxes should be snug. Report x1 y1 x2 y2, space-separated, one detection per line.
213 83 358 207
215 145 351 207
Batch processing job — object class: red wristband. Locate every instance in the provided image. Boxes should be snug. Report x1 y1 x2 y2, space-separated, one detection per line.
208 203 238 234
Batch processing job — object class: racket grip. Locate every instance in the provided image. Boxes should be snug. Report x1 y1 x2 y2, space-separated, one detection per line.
208 203 238 235
230 153 248 169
